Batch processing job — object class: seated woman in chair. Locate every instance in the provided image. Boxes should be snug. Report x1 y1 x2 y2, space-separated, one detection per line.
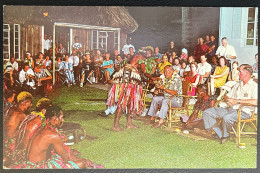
209 56 230 95
101 52 114 85
217 61 239 100
184 62 200 96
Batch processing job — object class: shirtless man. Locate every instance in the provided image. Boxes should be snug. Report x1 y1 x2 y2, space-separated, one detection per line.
4 91 33 140
24 106 101 168
15 98 53 150
3 91 32 166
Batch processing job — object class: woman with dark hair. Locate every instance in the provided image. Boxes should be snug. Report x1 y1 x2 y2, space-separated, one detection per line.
210 56 230 95
217 61 239 100
184 62 201 96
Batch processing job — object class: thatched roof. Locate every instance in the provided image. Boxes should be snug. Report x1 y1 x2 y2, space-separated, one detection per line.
3 6 138 34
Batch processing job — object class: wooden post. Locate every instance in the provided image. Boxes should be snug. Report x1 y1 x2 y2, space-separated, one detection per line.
169 98 172 128
53 24 56 85
237 108 241 146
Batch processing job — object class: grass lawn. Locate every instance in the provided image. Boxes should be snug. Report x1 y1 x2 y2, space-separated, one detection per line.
32 85 257 169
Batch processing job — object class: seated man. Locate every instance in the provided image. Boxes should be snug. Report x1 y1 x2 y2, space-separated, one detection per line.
145 65 182 128
9 106 103 169
4 57 19 89
4 91 33 140
181 84 216 129
60 55 75 87
3 91 33 164
4 90 16 114
19 62 36 92
197 55 212 84
34 64 52 96
15 98 53 151
203 64 257 144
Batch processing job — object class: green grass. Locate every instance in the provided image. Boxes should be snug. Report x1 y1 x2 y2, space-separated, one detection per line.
32 85 257 168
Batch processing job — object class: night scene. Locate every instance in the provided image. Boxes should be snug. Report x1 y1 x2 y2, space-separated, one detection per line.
2 5 258 169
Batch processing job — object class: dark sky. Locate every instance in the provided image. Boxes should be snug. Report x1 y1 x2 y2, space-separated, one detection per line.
126 7 183 52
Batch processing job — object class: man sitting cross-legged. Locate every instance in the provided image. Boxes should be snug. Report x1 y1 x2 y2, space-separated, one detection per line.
203 64 257 144
9 106 103 169
145 65 182 128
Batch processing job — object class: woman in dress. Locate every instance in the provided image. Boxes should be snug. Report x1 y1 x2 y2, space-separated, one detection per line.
184 62 201 96
217 61 239 100
210 56 230 95
101 53 114 85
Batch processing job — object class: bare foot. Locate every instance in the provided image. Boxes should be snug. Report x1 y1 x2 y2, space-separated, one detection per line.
112 126 123 132
127 124 139 129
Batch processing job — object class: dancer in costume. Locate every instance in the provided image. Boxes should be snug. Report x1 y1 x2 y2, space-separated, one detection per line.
106 54 153 131
8 106 103 169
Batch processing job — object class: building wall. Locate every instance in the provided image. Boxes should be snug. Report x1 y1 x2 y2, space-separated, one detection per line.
182 7 220 55
219 7 258 66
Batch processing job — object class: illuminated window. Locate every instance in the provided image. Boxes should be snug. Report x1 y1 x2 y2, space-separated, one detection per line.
246 8 258 46
3 24 10 60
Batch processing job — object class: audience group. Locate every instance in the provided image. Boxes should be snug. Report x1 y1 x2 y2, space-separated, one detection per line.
3 33 258 168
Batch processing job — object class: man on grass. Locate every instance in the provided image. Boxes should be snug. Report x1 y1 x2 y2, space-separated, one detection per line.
203 64 257 144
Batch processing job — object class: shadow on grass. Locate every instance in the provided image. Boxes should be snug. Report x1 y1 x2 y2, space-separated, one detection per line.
63 110 109 121
82 99 107 102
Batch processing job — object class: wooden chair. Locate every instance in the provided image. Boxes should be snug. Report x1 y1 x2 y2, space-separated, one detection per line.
141 82 149 110
167 81 194 128
232 104 257 146
214 101 257 146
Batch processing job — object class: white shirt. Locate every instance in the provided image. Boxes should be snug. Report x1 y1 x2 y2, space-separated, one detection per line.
69 55 79 66
224 79 257 114
122 44 135 55
197 62 212 75
72 42 82 50
6 61 18 71
215 44 237 60
44 39 52 50
19 68 35 85
172 64 181 73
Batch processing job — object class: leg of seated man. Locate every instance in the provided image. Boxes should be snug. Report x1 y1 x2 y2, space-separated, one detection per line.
158 97 179 121
222 110 251 138
145 96 164 124
203 107 231 138
147 96 164 117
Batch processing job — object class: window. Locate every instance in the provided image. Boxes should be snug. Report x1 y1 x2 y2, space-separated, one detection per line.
3 24 10 60
114 32 119 51
91 30 108 52
98 31 108 52
14 24 20 59
246 8 258 46
91 30 98 50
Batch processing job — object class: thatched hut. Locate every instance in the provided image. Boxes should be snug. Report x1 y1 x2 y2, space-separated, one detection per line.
3 6 138 60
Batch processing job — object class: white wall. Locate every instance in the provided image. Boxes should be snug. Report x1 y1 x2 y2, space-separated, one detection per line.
219 7 258 66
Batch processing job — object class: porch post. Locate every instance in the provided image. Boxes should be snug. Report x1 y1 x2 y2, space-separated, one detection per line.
118 29 120 52
53 24 56 85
